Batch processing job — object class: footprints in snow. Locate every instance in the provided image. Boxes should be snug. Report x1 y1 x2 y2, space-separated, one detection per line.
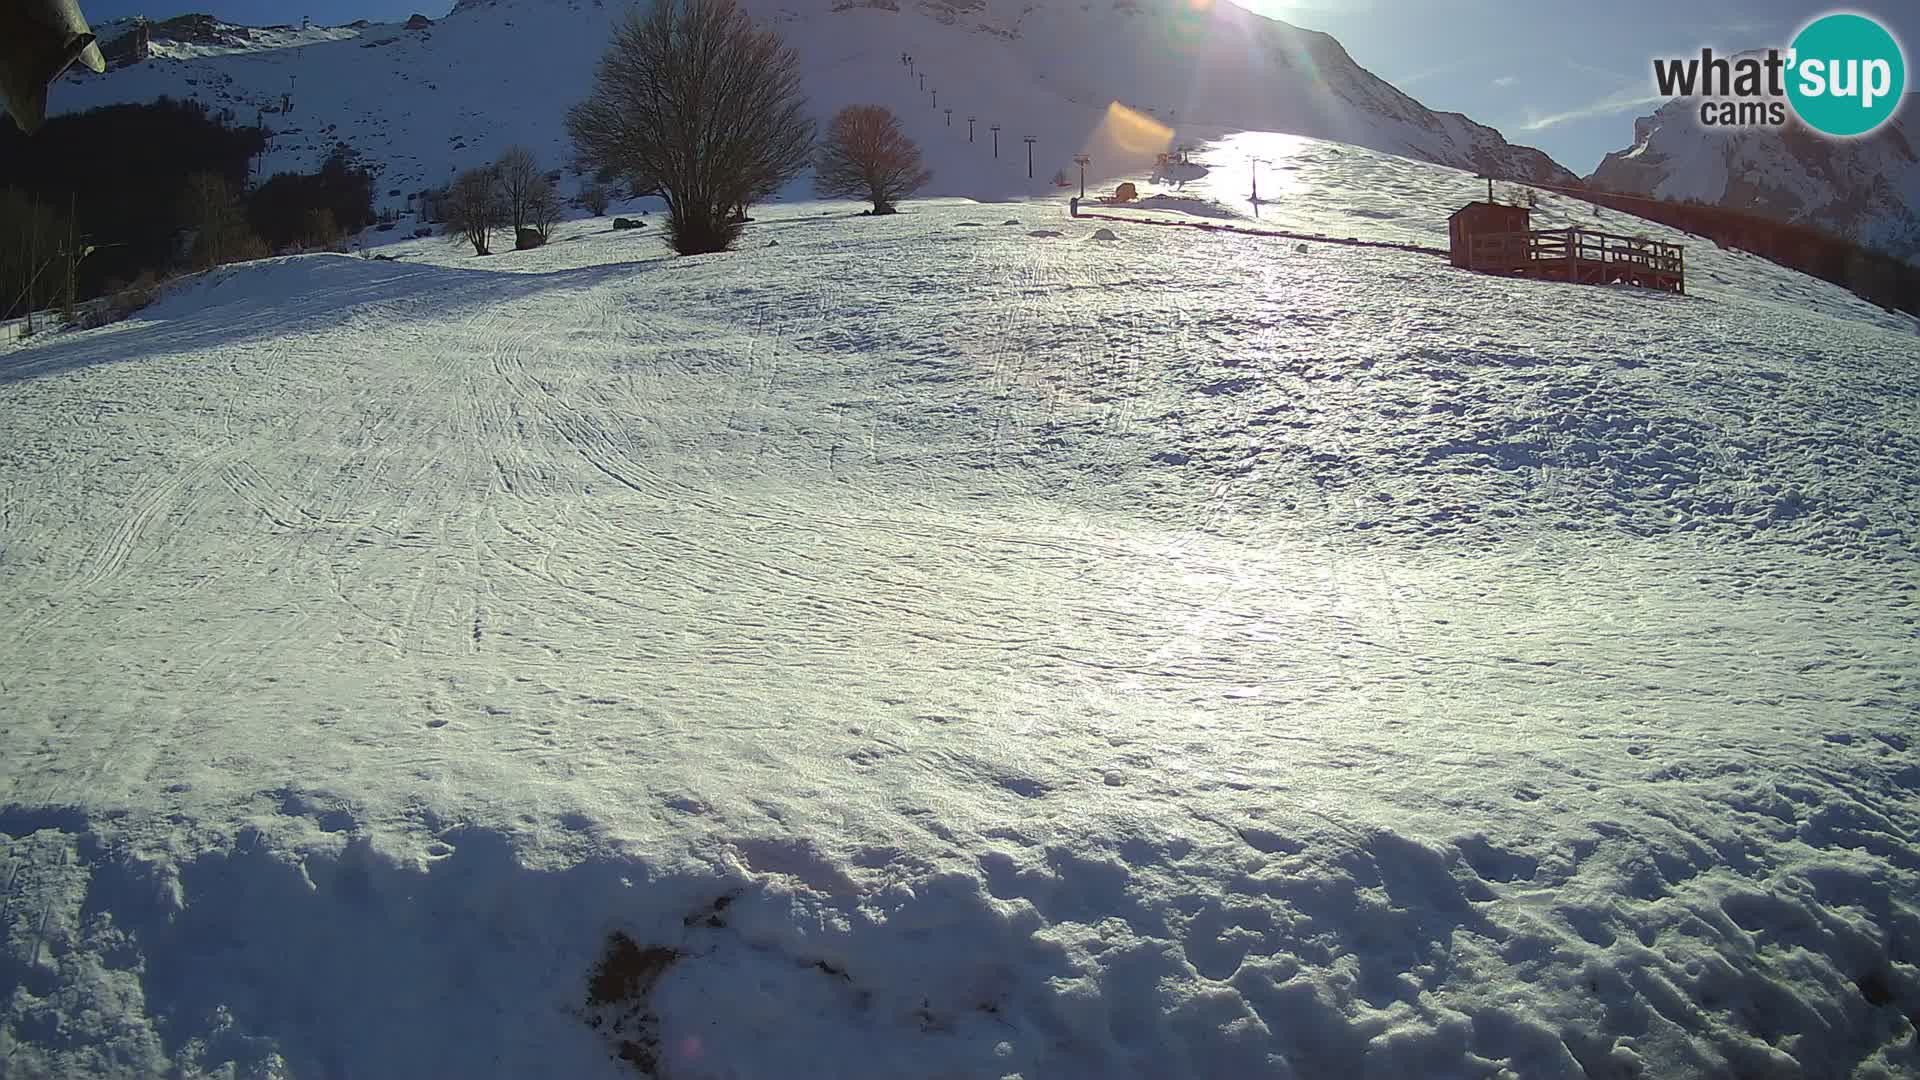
845 712 1150 798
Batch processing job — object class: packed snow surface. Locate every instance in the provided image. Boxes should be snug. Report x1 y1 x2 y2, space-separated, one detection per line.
2 137 1919 1079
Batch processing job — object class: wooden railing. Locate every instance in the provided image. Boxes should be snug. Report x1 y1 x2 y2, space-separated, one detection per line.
1528 228 1684 273
1467 228 1684 280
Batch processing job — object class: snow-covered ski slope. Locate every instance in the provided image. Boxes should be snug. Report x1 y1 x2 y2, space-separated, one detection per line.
51 0 1575 211
2 133 1919 1078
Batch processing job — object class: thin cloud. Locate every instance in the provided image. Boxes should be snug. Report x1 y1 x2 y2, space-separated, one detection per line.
1388 60 1476 88
1563 59 1637 84
1492 75 1517 88
1522 86 1669 130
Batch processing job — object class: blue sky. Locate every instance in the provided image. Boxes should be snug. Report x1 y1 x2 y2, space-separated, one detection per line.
1251 0 1920 172
80 0 1919 174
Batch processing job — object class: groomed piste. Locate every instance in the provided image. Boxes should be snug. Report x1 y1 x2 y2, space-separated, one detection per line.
2 129 1918 1078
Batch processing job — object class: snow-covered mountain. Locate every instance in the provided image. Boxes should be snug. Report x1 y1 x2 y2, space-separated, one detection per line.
1588 95 1920 262
91 13 378 63
51 0 1576 205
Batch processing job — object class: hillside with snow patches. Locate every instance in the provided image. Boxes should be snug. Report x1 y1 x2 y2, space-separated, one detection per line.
1588 94 1920 264
3 102 1919 1078
87 13 375 62
52 0 1576 211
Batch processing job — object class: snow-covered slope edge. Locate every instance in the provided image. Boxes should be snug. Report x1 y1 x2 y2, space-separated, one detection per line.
50 0 1575 207
1588 95 1920 263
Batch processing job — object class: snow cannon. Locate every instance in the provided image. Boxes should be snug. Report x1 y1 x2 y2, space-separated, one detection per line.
0 0 106 134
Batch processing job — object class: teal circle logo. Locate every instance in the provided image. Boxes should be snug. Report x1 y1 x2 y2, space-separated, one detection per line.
1787 13 1906 137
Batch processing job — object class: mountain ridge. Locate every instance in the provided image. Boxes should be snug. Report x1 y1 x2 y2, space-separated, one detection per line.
1587 95 1920 263
54 0 1577 206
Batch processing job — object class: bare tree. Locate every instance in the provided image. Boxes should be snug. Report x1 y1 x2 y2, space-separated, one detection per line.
444 166 505 255
0 191 65 330
301 207 340 251
566 0 815 255
178 172 263 269
494 146 556 244
578 182 612 217
527 180 562 242
814 105 931 214
416 183 450 224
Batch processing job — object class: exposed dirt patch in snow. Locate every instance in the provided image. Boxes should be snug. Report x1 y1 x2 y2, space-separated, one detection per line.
586 933 681 1076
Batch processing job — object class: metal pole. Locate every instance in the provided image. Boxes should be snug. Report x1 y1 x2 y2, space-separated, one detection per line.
919 74 925 91
968 117 976 142
1024 136 1036 179
945 109 952 127
931 89 937 109
991 125 1000 158
1073 154 1090 198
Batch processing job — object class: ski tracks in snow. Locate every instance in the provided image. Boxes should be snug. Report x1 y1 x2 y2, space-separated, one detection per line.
1 211 1916 1080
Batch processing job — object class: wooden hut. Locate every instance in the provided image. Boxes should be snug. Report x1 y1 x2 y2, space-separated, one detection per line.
1448 201 1532 271
1448 198 1686 294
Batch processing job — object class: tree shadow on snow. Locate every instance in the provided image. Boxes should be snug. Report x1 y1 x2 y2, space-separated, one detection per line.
0 253 678 387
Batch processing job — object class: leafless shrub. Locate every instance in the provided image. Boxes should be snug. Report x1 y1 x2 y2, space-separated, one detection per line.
301 208 341 251
69 270 166 330
0 189 68 322
496 146 554 237
566 0 814 254
528 180 562 242
814 105 930 214
444 166 506 255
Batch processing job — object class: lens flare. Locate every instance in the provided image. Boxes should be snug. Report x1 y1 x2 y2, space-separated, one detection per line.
1092 101 1175 159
